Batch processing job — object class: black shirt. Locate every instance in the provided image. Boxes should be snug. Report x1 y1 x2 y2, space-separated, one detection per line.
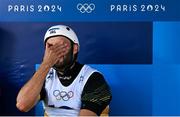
40 62 112 116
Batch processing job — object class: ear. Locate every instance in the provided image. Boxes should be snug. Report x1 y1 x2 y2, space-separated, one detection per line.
73 44 78 54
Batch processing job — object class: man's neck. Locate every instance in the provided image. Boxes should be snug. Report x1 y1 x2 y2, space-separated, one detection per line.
57 62 76 76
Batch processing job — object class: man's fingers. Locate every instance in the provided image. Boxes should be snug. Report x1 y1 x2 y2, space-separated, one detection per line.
49 43 61 50
59 57 64 63
58 46 70 56
58 52 65 59
46 43 53 48
54 46 67 54
50 42 67 49
50 43 67 53
57 45 70 55
45 42 70 64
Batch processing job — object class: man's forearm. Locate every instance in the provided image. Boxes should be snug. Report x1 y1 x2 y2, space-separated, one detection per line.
16 62 51 112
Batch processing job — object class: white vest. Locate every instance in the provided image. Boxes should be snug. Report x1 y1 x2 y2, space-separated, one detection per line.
43 65 98 116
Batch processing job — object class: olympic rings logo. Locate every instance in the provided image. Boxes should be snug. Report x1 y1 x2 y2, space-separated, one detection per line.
77 3 95 13
53 90 74 101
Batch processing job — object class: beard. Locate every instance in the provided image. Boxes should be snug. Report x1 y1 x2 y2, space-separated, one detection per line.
53 47 74 71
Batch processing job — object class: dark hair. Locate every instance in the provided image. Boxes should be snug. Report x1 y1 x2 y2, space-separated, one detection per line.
69 40 78 61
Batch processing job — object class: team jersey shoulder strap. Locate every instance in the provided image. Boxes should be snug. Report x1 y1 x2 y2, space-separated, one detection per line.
78 65 99 90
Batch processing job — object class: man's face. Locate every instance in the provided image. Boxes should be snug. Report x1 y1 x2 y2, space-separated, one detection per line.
45 36 75 70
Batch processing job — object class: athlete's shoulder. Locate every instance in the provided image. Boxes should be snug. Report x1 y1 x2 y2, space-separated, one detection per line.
81 68 112 116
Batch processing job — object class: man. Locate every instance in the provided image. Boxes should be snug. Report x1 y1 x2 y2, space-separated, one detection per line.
16 25 112 116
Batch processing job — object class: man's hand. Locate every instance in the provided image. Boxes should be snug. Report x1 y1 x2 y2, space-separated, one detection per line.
16 41 70 112
43 42 69 67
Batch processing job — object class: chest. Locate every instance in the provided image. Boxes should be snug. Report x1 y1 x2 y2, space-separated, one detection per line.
44 65 96 109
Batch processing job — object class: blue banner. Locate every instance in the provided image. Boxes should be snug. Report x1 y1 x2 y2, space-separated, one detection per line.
0 0 179 21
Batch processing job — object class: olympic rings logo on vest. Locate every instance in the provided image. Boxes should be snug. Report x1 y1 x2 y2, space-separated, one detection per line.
53 90 74 101
77 3 95 13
